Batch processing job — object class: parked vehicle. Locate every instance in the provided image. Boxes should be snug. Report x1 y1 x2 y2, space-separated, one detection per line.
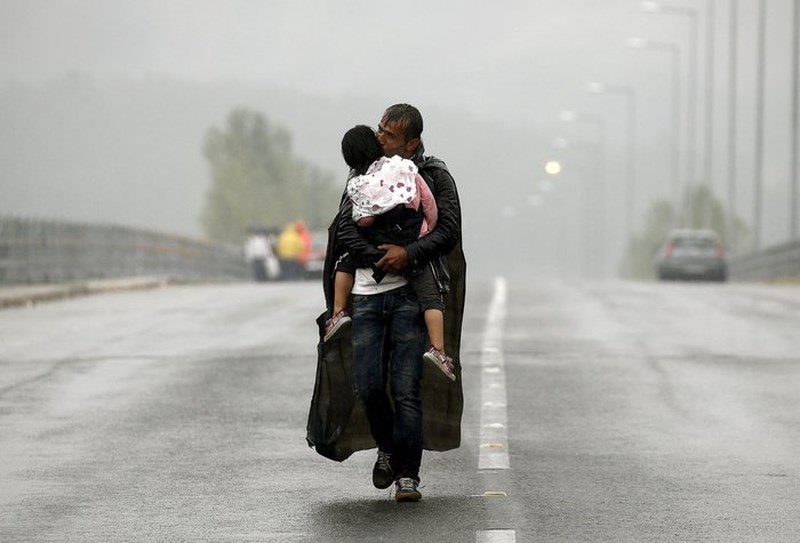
655 229 727 282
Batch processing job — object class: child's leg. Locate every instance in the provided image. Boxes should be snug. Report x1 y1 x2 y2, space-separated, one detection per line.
324 269 354 343
424 308 445 352
413 267 455 380
333 270 354 315
410 265 447 352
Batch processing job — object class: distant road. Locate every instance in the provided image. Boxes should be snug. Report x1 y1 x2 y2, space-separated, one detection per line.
1 279 799 541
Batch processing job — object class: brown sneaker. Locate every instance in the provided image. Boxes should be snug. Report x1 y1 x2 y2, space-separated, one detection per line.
394 477 422 502
423 346 456 382
323 310 351 342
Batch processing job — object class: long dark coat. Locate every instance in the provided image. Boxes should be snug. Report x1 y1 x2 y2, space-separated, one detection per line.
306 157 466 461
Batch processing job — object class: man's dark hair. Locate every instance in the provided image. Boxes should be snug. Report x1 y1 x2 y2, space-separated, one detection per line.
341 125 383 175
382 103 423 141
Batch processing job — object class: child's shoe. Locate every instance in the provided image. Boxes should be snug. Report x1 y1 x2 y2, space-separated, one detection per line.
323 310 351 342
423 346 456 382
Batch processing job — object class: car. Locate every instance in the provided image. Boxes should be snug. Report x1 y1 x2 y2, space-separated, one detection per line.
303 230 328 279
655 229 728 282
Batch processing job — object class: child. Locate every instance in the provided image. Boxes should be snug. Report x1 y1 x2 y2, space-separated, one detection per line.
324 125 456 382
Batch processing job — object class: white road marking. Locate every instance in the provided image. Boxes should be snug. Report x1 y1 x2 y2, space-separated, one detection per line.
475 279 516 543
476 529 516 542
478 276 509 471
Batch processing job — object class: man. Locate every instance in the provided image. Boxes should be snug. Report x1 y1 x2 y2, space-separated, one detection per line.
306 104 466 503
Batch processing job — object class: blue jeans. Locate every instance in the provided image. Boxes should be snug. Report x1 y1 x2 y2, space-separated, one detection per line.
351 286 426 480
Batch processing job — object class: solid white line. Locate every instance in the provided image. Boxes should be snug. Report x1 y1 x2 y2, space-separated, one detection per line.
476 529 516 542
478 277 509 470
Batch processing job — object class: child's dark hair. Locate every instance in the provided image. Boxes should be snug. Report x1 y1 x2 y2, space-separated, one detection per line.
341 125 383 175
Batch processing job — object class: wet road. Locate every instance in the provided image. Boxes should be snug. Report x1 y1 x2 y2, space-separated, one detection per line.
1 279 799 541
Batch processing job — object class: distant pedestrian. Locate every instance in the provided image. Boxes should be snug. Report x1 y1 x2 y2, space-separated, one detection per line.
276 222 304 280
245 227 270 282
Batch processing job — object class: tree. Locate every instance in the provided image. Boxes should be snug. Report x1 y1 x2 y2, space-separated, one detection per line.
621 200 676 279
201 108 340 242
621 184 749 279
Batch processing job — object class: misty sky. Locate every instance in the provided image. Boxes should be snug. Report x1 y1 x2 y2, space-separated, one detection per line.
4 0 794 124
2 0 799 273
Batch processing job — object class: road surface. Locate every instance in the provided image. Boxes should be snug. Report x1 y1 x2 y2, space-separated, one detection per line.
1 278 799 541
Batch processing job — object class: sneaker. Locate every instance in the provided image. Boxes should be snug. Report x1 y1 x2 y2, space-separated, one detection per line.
372 450 394 489
423 347 457 382
394 477 422 502
323 310 351 342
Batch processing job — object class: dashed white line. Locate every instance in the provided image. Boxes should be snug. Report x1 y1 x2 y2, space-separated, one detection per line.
475 278 515 542
476 529 516 542
478 277 509 471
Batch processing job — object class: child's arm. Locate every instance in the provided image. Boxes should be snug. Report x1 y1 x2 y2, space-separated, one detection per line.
357 215 376 227
416 174 438 232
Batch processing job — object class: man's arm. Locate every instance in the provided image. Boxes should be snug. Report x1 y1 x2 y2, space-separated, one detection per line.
403 166 461 268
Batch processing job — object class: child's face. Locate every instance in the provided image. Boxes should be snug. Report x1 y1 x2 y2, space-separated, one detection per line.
377 118 417 159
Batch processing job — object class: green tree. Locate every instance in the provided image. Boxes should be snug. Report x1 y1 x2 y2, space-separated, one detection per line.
621 184 749 279
201 108 341 242
622 200 676 279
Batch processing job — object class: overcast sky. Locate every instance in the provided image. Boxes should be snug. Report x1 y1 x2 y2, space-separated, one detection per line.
5 0 791 124
3 1 796 147
2 0 799 257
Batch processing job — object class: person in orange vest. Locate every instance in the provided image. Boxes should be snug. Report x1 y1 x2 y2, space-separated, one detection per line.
295 220 312 272
276 222 305 280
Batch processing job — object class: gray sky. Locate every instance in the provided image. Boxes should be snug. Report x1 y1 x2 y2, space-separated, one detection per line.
5 0 780 125
2 0 799 272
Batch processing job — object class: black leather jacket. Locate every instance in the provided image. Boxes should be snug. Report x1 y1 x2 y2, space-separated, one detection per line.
404 156 462 269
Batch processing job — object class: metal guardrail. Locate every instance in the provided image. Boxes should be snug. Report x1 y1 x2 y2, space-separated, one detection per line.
0 216 249 284
729 239 800 282
3 216 797 285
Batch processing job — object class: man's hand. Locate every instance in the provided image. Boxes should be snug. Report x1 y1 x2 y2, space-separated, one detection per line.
376 244 409 273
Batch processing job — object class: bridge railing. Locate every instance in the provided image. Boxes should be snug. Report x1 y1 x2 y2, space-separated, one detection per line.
728 239 800 282
0 216 249 284
3 216 798 285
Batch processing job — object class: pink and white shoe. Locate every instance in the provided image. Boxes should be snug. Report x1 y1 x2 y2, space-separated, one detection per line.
423 346 456 382
323 310 351 342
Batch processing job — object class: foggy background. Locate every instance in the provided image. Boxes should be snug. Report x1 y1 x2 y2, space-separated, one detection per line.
1 0 797 280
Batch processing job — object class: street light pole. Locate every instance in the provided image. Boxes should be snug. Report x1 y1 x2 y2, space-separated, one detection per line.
559 110 608 278
754 0 767 250
703 0 716 229
643 2 699 213
791 0 799 241
727 0 739 252
628 38 683 222
551 138 593 278
588 82 637 247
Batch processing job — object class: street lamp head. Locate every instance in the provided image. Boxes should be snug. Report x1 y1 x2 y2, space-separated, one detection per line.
545 161 562 175
627 37 647 49
502 206 516 219
587 81 605 94
559 110 577 122
641 1 661 13
553 137 569 149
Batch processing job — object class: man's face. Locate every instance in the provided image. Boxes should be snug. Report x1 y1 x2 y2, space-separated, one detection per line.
377 117 418 159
